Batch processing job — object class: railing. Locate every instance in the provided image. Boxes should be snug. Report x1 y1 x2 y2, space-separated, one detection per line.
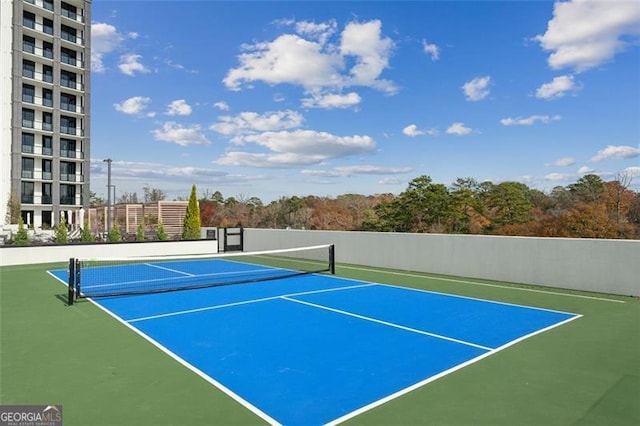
23 44 54 60
23 69 54 84
21 120 53 132
24 0 54 12
21 195 34 204
22 95 53 108
60 126 83 136
60 173 84 183
60 102 83 114
60 79 83 91
22 170 34 179
60 149 84 159
22 144 34 154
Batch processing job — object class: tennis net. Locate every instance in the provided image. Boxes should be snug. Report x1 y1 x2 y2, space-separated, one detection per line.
67 244 335 304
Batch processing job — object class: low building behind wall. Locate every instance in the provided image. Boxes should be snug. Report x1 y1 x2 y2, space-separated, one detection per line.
243 228 640 297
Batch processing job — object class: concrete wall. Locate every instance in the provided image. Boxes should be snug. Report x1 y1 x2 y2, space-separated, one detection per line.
244 229 640 297
0 240 219 267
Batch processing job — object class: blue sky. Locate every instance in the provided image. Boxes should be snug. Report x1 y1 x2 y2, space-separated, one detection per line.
89 0 640 202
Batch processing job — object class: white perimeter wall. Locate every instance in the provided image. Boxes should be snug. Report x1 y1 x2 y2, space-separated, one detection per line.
0 240 219 266
244 229 640 297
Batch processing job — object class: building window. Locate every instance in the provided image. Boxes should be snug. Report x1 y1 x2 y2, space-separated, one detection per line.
42 112 53 131
21 182 35 204
42 211 52 228
60 47 77 66
22 84 35 103
42 159 53 180
43 41 54 59
60 138 76 157
42 136 53 155
23 11 36 29
23 35 35 54
42 88 53 107
61 70 76 88
60 93 76 112
61 25 77 43
43 65 53 83
22 157 35 179
60 116 76 135
60 184 76 205
43 0 53 11
60 162 76 182
61 2 78 20
22 109 35 128
43 18 54 35
42 184 52 205
22 133 35 153
22 60 35 78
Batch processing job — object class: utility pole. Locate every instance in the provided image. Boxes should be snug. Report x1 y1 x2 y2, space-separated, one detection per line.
103 158 112 234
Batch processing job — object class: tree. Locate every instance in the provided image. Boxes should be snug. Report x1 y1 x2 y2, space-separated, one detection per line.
5 192 21 224
182 184 201 240
89 191 105 207
13 219 29 245
107 224 122 242
485 182 533 229
117 192 139 204
156 222 168 241
54 218 68 244
136 223 145 241
559 202 617 238
568 174 605 203
80 224 93 243
143 184 166 203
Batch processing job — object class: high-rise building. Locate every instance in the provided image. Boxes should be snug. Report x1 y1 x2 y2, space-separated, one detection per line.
1 0 91 229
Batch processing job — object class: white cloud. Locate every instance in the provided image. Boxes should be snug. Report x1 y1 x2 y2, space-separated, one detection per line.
223 19 397 104
624 166 640 177
153 122 211 146
210 110 304 136
535 75 578 99
215 130 376 168
165 99 192 116
544 172 572 181
422 40 440 60
301 165 412 177
547 157 576 167
113 96 151 115
446 122 473 135
591 145 640 162
578 165 595 174
403 124 423 137
379 177 406 185
118 53 150 76
536 0 640 72
91 23 123 73
501 115 562 126
301 92 361 109
214 101 230 111
462 76 491 101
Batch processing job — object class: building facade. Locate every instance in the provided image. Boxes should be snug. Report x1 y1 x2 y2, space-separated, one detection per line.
1 0 91 229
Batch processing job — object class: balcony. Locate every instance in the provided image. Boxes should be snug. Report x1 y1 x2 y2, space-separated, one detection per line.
41 195 52 204
22 94 54 109
60 56 84 69
60 173 84 183
24 0 54 13
60 79 83 91
22 170 35 179
23 69 54 85
22 119 53 133
61 9 84 24
23 44 54 61
21 195 35 204
21 144 34 154
60 102 83 114
60 149 84 159
60 195 81 206
60 126 83 136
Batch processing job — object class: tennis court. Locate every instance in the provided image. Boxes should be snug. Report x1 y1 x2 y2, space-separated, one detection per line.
1 246 638 425
47 246 579 425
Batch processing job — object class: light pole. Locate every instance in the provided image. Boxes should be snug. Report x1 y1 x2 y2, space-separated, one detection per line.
103 158 112 234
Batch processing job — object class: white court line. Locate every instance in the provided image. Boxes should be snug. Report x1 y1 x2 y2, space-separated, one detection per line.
338 264 626 304
281 296 494 351
126 283 375 323
144 262 195 276
326 313 583 426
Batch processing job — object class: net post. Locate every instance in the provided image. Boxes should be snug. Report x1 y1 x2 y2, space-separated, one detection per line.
67 258 75 305
329 244 335 275
75 258 81 299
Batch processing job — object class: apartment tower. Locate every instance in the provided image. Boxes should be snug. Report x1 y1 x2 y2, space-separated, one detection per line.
1 0 91 229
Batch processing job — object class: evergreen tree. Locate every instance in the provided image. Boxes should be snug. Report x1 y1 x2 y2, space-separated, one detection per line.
182 184 201 240
107 224 121 242
54 218 68 244
156 222 168 241
81 224 93 243
13 219 29 245
136 223 145 241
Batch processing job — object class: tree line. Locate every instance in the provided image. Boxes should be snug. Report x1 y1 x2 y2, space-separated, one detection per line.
105 173 638 239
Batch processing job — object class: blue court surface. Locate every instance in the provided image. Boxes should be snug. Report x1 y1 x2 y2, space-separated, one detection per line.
50 260 580 425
